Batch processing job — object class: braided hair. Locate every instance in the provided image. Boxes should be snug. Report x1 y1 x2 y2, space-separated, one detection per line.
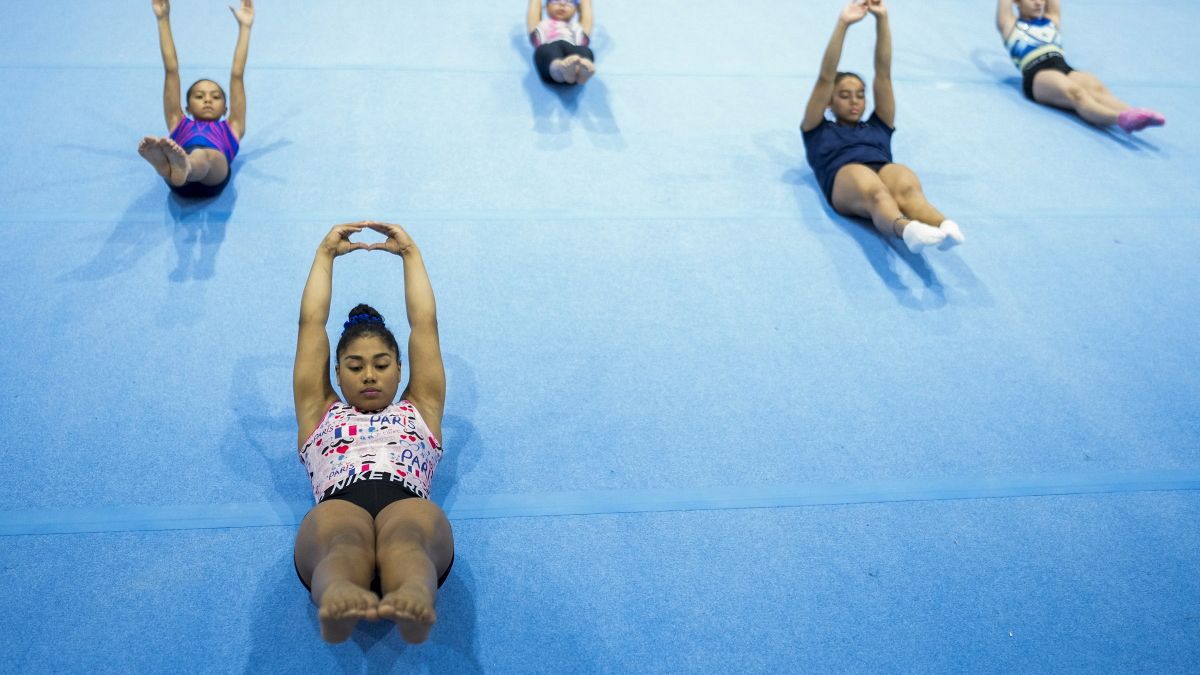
336 304 400 363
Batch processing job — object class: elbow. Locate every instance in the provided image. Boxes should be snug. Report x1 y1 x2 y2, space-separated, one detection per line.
410 313 438 330
298 313 325 327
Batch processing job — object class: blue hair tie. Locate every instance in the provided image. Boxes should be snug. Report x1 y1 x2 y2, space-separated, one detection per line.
343 313 384 330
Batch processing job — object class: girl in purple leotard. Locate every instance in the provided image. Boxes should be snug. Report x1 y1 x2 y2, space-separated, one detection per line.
137 0 253 199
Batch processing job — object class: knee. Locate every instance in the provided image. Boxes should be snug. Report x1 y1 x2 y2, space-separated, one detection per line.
313 530 374 570
865 185 894 210
376 501 449 547
328 526 374 553
377 514 423 543
893 182 922 208
1064 84 1089 105
186 149 208 166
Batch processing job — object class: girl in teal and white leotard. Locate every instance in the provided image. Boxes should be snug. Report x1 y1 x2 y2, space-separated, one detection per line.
996 0 1164 132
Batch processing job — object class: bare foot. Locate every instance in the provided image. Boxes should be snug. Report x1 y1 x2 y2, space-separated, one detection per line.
378 582 437 644
576 58 595 85
158 138 190 186
548 58 570 84
560 55 581 84
138 137 172 178
317 580 380 644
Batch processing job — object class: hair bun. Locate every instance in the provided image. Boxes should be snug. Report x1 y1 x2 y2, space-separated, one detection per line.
344 304 385 330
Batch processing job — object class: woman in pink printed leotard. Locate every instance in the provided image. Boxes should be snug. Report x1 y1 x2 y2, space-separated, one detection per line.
293 222 454 645
137 0 253 198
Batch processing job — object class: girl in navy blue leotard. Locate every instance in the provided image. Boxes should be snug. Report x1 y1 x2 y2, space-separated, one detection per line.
801 1 964 254
137 0 254 199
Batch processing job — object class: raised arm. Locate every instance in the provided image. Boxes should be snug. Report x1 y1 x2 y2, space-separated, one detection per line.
1044 0 1061 27
527 0 543 34
152 0 184 131
369 223 446 436
802 2 869 132
995 0 1016 37
294 223 369 445
226 0 254 140
579 0 594 36
869 1 895 127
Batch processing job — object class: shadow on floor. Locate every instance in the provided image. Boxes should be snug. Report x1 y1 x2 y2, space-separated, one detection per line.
510 27 624 151
755 130 997 312
968 49 1161 152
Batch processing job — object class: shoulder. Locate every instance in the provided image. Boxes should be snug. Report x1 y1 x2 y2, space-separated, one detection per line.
867 112 894 133
801 118 830 138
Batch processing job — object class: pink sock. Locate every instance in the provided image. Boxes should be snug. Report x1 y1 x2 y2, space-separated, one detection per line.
1139 109 1166 126
1117 109 1154 133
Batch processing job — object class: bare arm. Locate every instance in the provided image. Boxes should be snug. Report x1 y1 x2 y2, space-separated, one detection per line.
995 0 1016 37
802 2 868 132
370 223 446 436
526 0 542 34
579 0 594 36
870 1 895 128
152 0 184 131
1045 0 1061 27
293 223 369 446
226 0 254 140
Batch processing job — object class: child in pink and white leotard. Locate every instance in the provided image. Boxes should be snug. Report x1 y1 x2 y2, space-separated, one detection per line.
525 0 596 85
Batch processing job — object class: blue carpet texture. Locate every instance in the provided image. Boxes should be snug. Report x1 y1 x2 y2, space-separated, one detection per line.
0 0 1196 672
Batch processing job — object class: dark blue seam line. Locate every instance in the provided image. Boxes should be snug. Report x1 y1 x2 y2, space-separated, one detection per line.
2 471 1198 537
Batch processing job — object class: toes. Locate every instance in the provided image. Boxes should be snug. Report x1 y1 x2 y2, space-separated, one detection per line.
318 599 340 621
357 592 380 620
380 593 418 620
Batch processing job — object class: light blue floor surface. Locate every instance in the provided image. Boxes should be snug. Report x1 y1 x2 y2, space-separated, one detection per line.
1 1 1197 672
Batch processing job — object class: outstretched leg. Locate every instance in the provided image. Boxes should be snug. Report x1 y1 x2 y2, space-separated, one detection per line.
575 57 595 85
1069 71 1132 112
374 498 455 644
183 147 230 186
1069 70 1164 128
294 500 381 643
555 55 582 84
1032 69 1123 127
877 164 944 226
878 164 963 249
154 138 191 186
831 164 946 253
138 137 173 179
